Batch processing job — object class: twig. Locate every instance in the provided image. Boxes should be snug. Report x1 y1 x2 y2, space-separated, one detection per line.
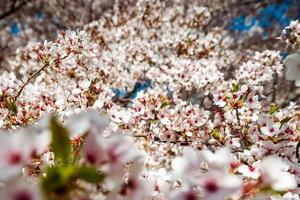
14 53 71 100
264 80 288 97
272 73 278 102
14 62 49 100
235 108 241 126
0 0 30 20
296 141 300 163
132 135 192 146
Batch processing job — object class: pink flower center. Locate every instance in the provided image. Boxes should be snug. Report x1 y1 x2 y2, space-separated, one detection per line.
184 191 197 200
127 178 137 190
107 145 119 163
120 177 137 195
248 165 256 172
85 151 97 164
204 180 219 193
8 152 22 165
13 190 32 200
30 149 38 159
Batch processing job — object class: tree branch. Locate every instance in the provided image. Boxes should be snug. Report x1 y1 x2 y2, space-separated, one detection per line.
14 62 49 100
133 134 192 146
0 0 31 20
235 108 241 126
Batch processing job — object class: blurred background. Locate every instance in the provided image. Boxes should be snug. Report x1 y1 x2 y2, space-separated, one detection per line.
0 0 300 71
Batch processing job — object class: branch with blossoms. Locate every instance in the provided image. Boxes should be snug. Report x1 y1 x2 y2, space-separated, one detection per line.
1 110 298 200
14 62 49 100
14 53 71 100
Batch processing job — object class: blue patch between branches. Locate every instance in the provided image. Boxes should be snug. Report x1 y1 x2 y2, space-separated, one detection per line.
10 22 20 36
229 0 297 34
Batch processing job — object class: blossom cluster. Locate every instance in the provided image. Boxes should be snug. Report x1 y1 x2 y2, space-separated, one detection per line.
280 20 300 49
280 20 300 87
1 1 300 200
0 0 114 71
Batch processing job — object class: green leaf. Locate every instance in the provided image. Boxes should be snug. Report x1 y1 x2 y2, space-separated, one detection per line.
231 83 239 92
42 166 77 195
280 117 292 129
6 97 17 115
42 167 68 194
150 119 158 124
211 128 222 140
269 104 279 114
297 37 300 46
42 165 105 197
260 186 287 195
160 101 169 109
77 166 105 183
50 115 71 165
60 165 78 181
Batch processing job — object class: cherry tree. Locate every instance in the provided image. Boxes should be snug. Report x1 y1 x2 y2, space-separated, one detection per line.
0 0 300 200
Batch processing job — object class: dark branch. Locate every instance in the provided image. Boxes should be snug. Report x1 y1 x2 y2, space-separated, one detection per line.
0 0 30 20
14 62 49 100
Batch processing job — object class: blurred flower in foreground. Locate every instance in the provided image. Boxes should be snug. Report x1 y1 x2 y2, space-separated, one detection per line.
260 156 296 191
283 52 300 86
0 126 50 181
0 178 41 200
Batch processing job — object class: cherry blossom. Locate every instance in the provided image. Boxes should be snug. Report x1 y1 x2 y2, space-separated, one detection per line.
0 178 41 200
0 1 300 199
283 52 300 87
260 156 297 191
